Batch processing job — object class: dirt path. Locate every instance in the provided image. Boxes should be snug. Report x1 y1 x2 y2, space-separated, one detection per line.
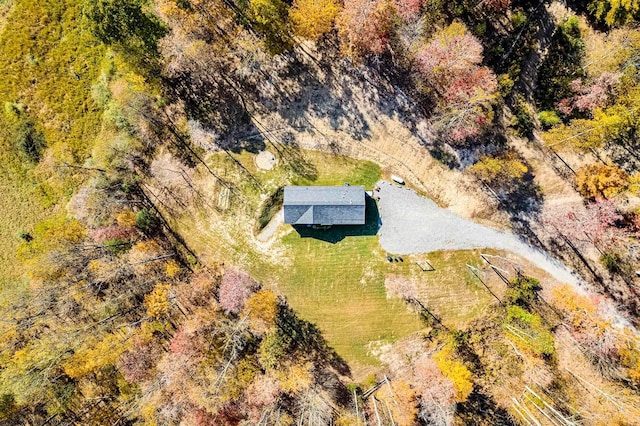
376 181 582 287
256 209 284 242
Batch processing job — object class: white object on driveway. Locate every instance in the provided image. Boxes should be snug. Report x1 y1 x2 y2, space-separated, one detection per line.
391 175 405 185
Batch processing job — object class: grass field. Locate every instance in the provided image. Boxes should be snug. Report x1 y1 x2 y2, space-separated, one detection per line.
166 147 505 366
0 0 103 296
0 178 49 294
0 1 13 33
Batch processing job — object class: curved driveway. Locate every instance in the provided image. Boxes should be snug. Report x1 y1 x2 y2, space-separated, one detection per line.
376 181 581 287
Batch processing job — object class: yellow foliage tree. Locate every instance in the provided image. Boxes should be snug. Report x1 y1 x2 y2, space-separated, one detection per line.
16 214 86 282
222 358 260 401
542 106 630 152
470 154 528 183
145 283 171 319
248 0 293 53
618 330 640 385
290 0 340 40
165 259 180 278
277 362 313 393
434 346 473 402
63 333 126 380
575 163 628 198
116 209 137 227
244 289 279 334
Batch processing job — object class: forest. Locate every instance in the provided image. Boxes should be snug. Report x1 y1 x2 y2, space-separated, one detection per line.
0 0 640 424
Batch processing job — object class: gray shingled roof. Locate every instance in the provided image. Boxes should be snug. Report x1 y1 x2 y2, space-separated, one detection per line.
283 186 365 225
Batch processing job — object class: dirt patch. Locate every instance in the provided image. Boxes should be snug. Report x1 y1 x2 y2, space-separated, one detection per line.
255 187 284 233
256 208 284 242
255 150 278 170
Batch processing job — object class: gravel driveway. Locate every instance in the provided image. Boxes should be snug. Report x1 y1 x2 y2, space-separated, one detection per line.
376 181 581 287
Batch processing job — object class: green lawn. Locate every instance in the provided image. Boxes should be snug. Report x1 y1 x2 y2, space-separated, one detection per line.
279 224 421 365
170 147 503 366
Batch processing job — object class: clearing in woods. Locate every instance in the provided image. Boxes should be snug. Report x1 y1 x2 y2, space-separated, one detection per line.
161 147 524 367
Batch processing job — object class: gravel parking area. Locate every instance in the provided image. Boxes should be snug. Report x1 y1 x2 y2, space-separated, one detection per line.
376 181 581 287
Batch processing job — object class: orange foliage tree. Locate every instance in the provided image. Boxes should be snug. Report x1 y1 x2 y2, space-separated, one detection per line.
550 284 640 383
244 290 279 334
376 380 419 425
575 163 629 199
290 0 340 40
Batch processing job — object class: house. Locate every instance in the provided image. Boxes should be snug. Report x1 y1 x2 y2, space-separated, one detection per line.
283 185 366 226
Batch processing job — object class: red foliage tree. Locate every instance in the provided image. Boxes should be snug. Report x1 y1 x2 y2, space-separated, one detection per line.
170 327 196 357
218 269 259 314
443 67 497 106
417 23 497 141
482 0 511 12
417 26 484 90
571 72 621 112
543 198 624 249
245 374 282 422
337 0 395 57
118 338 163 383
393 0 425 22
88 225 138 244
191 407 217 426
413 355 456 425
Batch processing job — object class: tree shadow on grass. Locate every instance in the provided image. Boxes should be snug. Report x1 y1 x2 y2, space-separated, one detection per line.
276 304 351 378
292 196 381 244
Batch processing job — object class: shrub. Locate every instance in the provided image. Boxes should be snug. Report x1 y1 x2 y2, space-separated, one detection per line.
504 306 555 357
538 110 561 129
135 209 159 233
103 238 133 254
19 231 33 242
497 73 514 97
512 11 527 28
15 120 46 163
505 274 541 306
600 251 622 273
257 187 284 232
512 95 534 137
0 393 15 417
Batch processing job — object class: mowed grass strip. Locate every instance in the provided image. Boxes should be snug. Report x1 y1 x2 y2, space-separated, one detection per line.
408 250 504 328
